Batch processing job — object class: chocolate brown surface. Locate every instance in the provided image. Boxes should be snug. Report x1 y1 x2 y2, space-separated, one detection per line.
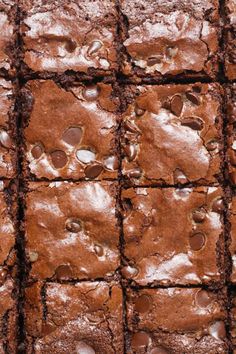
120 0 219 80
127 288 228 353
25 181 120 281
121 186 224 286
19 0 118 75
23 80 119 180
229 196 236 282
226 84 236 185
121 83 223 186
224 0 236 80
25 281 123 353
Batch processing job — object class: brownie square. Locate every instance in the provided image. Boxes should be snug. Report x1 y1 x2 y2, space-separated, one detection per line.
19 0 118 76
25 181 120 281
226 84 236 185
0 78 16 178
22 80 119 180
126 288 227 353
224 0 236 80
0 1 16 75
120 0 219 81
121 83 223 186
121 186 224 286
25 281 124 353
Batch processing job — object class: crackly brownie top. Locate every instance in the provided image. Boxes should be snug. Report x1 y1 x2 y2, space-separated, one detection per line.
25 281 123 354
122 83 222 185
121 0 219 77
25 181 120 281
127 288 227 353
20 0 117 73
225 0 236 79
23 80 119 180
121 186 223 286
0 0 15 72
226 84 236 184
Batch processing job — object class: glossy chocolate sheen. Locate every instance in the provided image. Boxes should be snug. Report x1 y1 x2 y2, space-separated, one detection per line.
25 281 123 353
122 83 223 186
19 0 117 74
23 80 119 180
127 288 227 353
122 186 223 285
120 0 219 79
225 0 236 80
25 181 120 281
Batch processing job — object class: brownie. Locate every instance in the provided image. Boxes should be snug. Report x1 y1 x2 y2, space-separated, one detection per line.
25 181 120 281
22 80 119 180
226 84 236 185
224 0 236 80
126 287 228 353
25 281 123 353
121 83 223 186
19 0 118 76
0 78 16 179
121 186 224 286
120 0 220 81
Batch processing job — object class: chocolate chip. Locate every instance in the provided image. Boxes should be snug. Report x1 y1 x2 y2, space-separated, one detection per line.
124 144 138 162
189 232 206 251
131 332 150 348
84 163 103 179
55 265 73 280
76 342 95 354
135 105 145 116
181 117 203 130
65 39 77 52
104 156 119 170
31 144 44 159
192 208 206 223
87 40 102 56
50 150 68 169
0 267 7 284
0 130 12 149
65 218 82 233
127 168 142 178
209 321 226 340
135 295 152 313
121 265 139 278
83 86 100 101
94 244 104 257
170 94 183 116
150 347 170 354
186 91 201 105
195 290 212 308
212 198 224 213
174 169 188 184
76 149 95 164
147 56 162 66
28 251 38 263
62 127 82 146
206 140 218 151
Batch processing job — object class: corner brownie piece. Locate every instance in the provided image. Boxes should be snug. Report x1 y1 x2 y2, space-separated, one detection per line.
120 0 219 80
25 181 120 281
19 0 118 75
25 281 123 353
0 78 16 178
127 288 227 353
121 186 224 286
224 0 236 80
22 80 119 180
121 83 223 186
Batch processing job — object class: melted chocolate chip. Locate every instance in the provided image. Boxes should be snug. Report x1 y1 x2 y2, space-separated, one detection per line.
76 342 95 354
85 163 103 178
150 346 170 354
192 208 206 223
212 198 224 213
206 140 218 151
50 150 68 169
124 144 138 162
195 290 212 308
76 149 95 164
62 127 82 146
127 168 142 178
170 94 183 116
131 332 150 348
0 130 12 149
83 86 100 101
65 218 82 233
147 56 162 66
189 232 206 251
0 267 7 284
135 295 152 313
174 169 188 184
31 144 43 159
94 244 104 257
87 40 102 56
121 265 139 278
186 91 201 105
181 117 203 131
209 321 226 340
28 251 38 263
55 265 73 280
65 39 77 53
104 156 119 170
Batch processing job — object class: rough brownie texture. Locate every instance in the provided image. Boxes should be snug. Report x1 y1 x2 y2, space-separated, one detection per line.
120 0 220 81
126 287 228 353
121 186 224 286
0 78 16 179
25 181 120 281
22 80 119 180
226 84 236 185
25 281 123 353
224 0 236 80
19 0 118 76
231 289 236 348
121 83 223 186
